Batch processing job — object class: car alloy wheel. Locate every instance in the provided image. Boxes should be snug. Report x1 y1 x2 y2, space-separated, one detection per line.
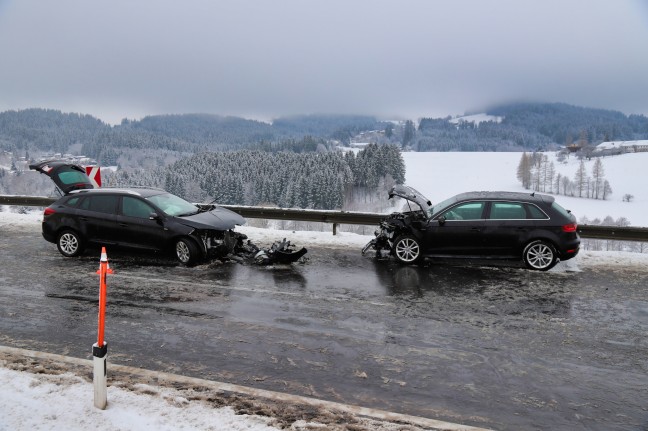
175 237 201 266
394 235 422 264
57 230 85 257
523 240 557 271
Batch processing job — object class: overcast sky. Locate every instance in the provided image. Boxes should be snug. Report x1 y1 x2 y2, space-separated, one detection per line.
1 0 647 124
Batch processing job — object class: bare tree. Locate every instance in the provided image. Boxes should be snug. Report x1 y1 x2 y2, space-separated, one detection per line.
546 161 555 193
602 180 612 200
516 152 532 189
591 158 605 199
561 175 572 195
574 160 587 197
554 173 562 195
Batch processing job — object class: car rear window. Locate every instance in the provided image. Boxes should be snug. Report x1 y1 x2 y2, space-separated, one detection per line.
57 168 92 186
488 202 549 220
490 202 526 219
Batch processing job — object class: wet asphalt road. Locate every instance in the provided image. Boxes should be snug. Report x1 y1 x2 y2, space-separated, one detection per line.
1 228 647 430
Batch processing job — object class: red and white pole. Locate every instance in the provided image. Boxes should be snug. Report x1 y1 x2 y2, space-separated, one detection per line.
93 246 113 409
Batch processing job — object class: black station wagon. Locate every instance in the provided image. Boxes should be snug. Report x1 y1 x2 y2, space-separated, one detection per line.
363 185 580 271
30 160 246 266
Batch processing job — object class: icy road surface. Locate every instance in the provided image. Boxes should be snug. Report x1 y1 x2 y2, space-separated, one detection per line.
1 215 648 430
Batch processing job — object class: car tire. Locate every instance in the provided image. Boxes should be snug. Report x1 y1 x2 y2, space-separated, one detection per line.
523 240 557 271
56 230 85 257
393 235 423 264
175 237 202 266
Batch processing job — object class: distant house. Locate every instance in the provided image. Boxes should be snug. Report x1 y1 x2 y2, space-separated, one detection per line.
594 140 648 155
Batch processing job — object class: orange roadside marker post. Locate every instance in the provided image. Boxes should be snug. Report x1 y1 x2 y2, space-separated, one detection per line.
93 246 113 410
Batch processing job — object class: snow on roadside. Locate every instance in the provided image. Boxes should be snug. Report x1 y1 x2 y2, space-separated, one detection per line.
0 367 280 431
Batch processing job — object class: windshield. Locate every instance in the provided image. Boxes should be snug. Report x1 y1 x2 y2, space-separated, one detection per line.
146 193 198 217
428 195 459 218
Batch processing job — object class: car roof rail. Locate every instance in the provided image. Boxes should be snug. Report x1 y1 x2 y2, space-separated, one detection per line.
102 185 167 192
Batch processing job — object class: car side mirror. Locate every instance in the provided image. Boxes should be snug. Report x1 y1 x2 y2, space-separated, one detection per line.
438 216 446 226
149 212 161 221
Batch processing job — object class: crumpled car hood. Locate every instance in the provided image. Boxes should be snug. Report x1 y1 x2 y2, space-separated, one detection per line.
388 185 432 214
177 206 246 231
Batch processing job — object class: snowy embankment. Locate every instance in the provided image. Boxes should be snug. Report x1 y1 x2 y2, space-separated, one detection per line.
0 366 281 431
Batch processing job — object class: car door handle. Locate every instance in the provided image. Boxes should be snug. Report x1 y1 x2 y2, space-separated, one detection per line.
471 227 481 232
118 223 129 228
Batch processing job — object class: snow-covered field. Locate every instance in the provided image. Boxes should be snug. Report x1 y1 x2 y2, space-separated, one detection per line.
402 151 648 227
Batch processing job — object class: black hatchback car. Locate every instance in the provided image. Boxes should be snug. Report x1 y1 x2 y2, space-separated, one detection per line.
30 161 246 266
362 185 580 271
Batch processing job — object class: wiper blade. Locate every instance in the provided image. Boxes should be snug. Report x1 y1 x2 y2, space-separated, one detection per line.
178 210 199 217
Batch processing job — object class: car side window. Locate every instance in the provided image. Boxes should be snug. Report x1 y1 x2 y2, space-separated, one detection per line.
442 202 485 220
490 202 526 220
122 196 154 219
79 195 118 214
525 204 548 219
65 197 81 207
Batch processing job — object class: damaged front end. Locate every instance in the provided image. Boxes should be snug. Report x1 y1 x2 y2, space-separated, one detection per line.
194 228 249 260
362 185 432 259
362 220 397 258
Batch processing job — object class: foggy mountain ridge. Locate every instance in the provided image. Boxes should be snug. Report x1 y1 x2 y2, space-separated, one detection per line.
1 103 647 166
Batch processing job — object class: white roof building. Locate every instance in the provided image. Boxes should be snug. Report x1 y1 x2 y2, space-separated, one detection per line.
595 140 648 153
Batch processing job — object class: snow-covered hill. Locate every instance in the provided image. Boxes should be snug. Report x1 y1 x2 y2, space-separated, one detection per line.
402 151 648 227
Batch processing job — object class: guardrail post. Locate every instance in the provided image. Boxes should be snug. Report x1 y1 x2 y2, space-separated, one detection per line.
333 223 338 236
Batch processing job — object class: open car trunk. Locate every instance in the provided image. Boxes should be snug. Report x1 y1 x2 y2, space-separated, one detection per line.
29 160 95 194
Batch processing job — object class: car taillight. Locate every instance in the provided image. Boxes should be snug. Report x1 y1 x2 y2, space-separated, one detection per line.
44 207 56 216
562 223 577 233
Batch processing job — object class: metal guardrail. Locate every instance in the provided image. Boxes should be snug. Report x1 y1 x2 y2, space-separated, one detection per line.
0 195 56 207
2 194 648 242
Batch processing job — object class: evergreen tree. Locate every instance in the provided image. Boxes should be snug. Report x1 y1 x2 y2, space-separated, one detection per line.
402 120 416 148
385 123 394 138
